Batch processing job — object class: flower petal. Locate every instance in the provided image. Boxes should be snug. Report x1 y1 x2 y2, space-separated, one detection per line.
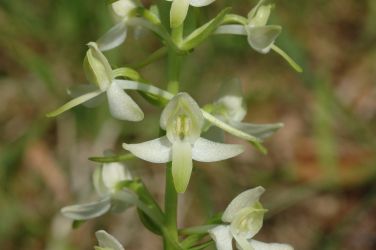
97 21 128 51
93 166 110 196
170 0 190 28
95 230 125 250
249 240 294 250
247 25 282 54
189 0 215 7
106 81 144 121
84 42 113 91
229 121 283 140
233 233 252 250
208 225 233 250
102 162 132 191
46 90 103 117
61 196 111 220
222 186 265 223
172 141 193 193
111 189 138 213
67 84 104 108
248 0 266 20
215 24 247 35
192 137 243 162
123 136 172 163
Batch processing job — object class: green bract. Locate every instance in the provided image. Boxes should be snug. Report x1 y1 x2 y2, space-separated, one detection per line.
61 162 136 220
209 187 294 250
167 0 216 28
123 93 244 193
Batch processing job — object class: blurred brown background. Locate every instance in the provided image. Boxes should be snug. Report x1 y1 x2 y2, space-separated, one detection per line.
0 0 375 249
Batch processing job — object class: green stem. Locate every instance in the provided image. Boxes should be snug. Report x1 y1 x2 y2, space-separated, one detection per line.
164 163 179 250
167 50 183 94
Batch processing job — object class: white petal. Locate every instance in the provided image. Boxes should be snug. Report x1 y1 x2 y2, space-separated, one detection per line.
189 0 215 7
111 190 138 212
233 233 252 250
248 0 266 20
95 230 125 250
249 240 294 250
97 21 128 51
170 0 190 28
46 90 103 117
67 84 104 108
111 0 137 19
191 137 243 162
93 166 110 196
172 141 193 193
102 162 132 191
106 81 144 121
247 25 281 54
229 121 283 140
215 24 247 35
222 187 265 223
123 136 172 163
208 225 233 250
61 197 111 220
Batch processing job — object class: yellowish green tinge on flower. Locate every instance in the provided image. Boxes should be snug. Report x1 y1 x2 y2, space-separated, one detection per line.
215 0 302 72
167 0 216 28
123 92 244 193
61 162 136 220
46 42 157 121
209 186 294 250
95 230 125 250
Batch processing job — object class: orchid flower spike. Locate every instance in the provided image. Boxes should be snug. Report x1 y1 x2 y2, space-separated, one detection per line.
215 0 302 72
209 187 294 250
96 0 139 51
95 230 125 250
167 0 216 28
61 162 137 220
47 42 144 121
123 92 244 193
210 79 283 141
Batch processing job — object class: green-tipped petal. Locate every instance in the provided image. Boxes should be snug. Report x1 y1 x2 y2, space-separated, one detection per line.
170 0 190 28
172 140 192 193
248 0 266 20
222 186 265 223
97 21 128 51
249 240 294 250
106 81 144 121
247 25 281 54
249 4 272 27
208 225 233 250
46 90 103 117
61 197 111 220
95 230 125 250
192 137 244 162
215 24 247 35
84 42 113 91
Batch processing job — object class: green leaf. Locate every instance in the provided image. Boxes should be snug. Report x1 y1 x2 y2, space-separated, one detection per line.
181 7 231 50
137 208 162 235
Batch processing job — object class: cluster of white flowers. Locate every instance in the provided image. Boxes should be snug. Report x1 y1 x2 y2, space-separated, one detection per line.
48 1 300 249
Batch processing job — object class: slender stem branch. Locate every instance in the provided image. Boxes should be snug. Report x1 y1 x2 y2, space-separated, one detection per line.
131 47 168 69
167 50 183 94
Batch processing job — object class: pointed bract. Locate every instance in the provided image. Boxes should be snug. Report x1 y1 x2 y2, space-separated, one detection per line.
95 230 125 250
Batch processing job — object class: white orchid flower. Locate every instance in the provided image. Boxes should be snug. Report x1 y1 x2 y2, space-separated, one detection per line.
215 0 280 54
61 162 136 220
215 1 302 72
209 187 294 250
95 230 125 250
47 42 144 121
167 0 216 28
123 92 244 193
96 0 138 51
210 79 283 141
